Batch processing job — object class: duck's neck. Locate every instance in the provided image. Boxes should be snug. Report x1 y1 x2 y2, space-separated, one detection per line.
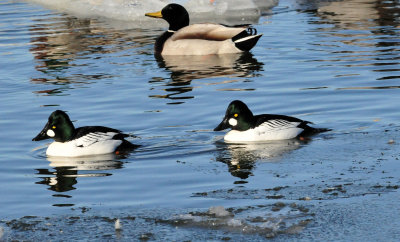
168 16 189 32
235 117 254 131
56 120 75 142
155 31 174 53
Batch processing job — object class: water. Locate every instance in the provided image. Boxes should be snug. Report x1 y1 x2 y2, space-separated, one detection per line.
1 0 400 240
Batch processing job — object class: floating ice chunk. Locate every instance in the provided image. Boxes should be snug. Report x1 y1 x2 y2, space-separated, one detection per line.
260 218 282 231
114 218 122 230
227 218 242 227
27 0 277 26
186 0 260 24
208 206 231 217
179 213 203 222
28 0 166 21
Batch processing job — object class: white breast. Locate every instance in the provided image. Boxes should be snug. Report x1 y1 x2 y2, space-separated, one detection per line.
46 132 123 157
224 120 304 142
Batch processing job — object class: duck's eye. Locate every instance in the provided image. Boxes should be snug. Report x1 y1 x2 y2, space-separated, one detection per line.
52 126 56 129
234 113 238 118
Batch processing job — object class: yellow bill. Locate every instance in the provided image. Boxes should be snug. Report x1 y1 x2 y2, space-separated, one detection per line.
145 10 163 18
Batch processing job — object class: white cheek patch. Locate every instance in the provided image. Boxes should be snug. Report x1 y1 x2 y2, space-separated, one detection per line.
46 129 55 137
228 118 238 126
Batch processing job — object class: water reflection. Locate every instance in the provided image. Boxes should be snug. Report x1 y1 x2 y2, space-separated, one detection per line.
315 0 400 55
151 52 263 103
215 140 303 179
29 15 152 95
293 0 400 89
316 0 400 29
35 154 123 193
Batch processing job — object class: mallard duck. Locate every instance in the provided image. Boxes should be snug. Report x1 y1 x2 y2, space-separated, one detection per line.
214 100 330 142
145 3 262 55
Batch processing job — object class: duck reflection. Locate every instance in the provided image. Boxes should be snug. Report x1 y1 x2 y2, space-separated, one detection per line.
29 16 152 95
151 52 263 103
304 0 400 88
35 154 123 192
315 0 400 30
215 139 303 179
297 0 400 32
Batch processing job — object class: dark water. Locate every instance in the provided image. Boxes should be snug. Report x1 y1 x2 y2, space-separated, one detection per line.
1 0 400 240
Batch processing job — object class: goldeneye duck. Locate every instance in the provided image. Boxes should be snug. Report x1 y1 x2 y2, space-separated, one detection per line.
145 3 262 56
214 100 330 142
32 110 138 157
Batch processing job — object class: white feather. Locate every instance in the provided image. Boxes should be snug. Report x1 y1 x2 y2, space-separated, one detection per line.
46 132 122 157
46 129 55 137
229 118 238 126
224 119 304 142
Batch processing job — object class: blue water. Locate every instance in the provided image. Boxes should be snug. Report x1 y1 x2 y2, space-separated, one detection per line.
1 0 400 240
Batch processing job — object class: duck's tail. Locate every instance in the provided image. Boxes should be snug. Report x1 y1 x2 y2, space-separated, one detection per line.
300 126 332 138
115 139 140 155
232 28 262 52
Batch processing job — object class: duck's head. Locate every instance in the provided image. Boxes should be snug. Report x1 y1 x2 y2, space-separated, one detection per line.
145 4 190 31
32 110 75 142
214 100 254 132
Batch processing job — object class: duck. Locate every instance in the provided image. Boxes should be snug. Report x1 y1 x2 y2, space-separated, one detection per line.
214 100 330 142
145 3 262 56
32 110 138 157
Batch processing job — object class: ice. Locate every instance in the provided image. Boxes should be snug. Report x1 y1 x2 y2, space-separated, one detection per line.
227 218 242 227
164 204 312 237
178 213 203 222
27 0 167 21
114 218 122 230
259 218 282 231
208 206 231 217
26 0 278 25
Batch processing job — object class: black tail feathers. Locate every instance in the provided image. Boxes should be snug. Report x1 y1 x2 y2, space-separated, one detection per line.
232 28 262 52
300 126 332 138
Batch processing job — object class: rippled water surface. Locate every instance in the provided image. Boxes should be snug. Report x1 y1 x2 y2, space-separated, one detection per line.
1 0 400 240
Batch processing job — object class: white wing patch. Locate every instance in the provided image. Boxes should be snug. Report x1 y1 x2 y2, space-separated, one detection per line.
75 132 118 147
255 120 303 140
46 131 123 157
224 119 304 142
258 119 301 132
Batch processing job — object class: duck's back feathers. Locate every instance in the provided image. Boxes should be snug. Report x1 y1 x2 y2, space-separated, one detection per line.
160 24 262 55
170 24 246 41
73 126 139 153
248 114 330 141
253 114 308 128
74 126 126 140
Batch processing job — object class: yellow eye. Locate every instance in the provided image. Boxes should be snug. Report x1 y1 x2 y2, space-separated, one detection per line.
52 126 56 129
234 113 238 117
